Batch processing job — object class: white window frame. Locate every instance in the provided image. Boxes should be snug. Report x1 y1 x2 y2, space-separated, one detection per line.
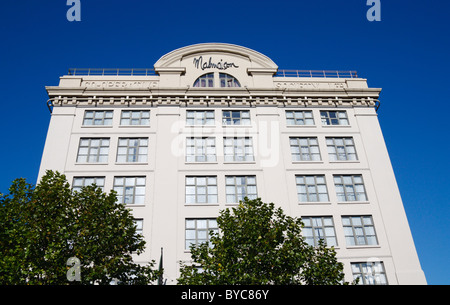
225 175 257 203
185 176 218 204
76 138 110 163
186 137 216 162
113 176 146 205
223 137 254 162
296 175 329 202
185 218 218 250
116 138 148 163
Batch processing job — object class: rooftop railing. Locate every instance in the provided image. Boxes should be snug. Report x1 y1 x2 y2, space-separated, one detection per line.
67 68 358 78
275 70 358 78
68 68 157 76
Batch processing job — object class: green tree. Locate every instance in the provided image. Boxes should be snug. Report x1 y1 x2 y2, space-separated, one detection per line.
0 170 161 285
178 197 351 285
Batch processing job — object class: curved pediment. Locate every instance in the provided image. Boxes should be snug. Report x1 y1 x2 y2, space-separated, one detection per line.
154 43 278 70
154 43 278 88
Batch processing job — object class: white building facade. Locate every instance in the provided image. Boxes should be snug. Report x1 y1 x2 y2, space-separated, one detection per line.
38 43 426 285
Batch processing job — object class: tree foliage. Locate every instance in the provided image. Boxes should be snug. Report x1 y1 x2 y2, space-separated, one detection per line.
178 198 351 285
0 170 160 285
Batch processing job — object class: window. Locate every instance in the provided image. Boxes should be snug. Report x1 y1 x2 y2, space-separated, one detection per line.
193 73 214 87
286 110 314 126
342 216 378 246
72 177 105 193
302 216 337 247
134 219 143 236
186 137 216 162
186 110 215 126
320 110 349 126
185 219 218 249
120 110 150 126
185 176 218 204
116 138 148 163
219 73 240 87
76 138 109 163
222 110 250 125
327 137 358 161
113 177 146 205
83 110 113 126
296 175 329 202
290 137 321 161
351 262 388 285
226 176 257 203
224 137 254 162
334 175 367 202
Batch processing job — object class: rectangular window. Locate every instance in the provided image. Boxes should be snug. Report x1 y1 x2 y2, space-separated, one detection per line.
296 175 329 202
185 176 218 204
72 177 105 193
185 219 218 250
334 175 367 202
226 175 257 203
302 216 337 247
186 110 215 126
326 137 358 161
320 110 349 126
83 110 113 126
120 110 150 126
351 262 388 285
186 137 216 162
290 137 321 161
113 177 146 205
285 110 314 125
134 219 143 236
222 110 250 125
116 138 148 163
342 216 378 246
76 138 110 163
224 137 254 162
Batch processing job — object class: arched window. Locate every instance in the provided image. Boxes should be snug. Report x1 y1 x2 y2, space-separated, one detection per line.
193 73 214 87
219 73 240 87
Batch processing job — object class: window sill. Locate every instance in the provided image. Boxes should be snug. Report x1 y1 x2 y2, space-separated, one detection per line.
321 125 351 128
185 125 216 128
223 161 256 164
115 162 149 165
292 160 323 164
75 162 109 165
118 125 150 128
222 125 252 128
81 125 113 128
337 201 370 205
346 245 381 249
285 125 316 128
185 162 218 165
298 201 332 205
185 203 220 207
125 204 146 208
329 160 360 163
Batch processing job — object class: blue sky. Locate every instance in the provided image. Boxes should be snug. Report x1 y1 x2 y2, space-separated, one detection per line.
0 0 448 284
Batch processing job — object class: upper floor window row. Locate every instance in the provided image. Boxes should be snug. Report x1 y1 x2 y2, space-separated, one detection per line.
81 109 350 127
193 73 241 88
82 110 150 126
286 110 349 126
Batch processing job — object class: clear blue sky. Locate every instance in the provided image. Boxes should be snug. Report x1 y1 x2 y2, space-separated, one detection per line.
0 0 448 284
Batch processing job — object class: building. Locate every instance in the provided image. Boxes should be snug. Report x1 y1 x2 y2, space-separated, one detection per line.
38 43 426 285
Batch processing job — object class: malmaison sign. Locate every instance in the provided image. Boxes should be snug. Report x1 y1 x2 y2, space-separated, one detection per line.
193 56 239 71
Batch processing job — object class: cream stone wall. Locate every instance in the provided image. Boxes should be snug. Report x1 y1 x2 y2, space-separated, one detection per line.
38 43 426 285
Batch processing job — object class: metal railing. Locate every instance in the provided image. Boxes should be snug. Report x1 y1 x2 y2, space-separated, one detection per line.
68 68 157 76
275 70 358 78
67 68 358 78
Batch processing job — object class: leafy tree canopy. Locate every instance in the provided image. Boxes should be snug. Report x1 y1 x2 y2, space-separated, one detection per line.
178 197 352 285
0 170 160 285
